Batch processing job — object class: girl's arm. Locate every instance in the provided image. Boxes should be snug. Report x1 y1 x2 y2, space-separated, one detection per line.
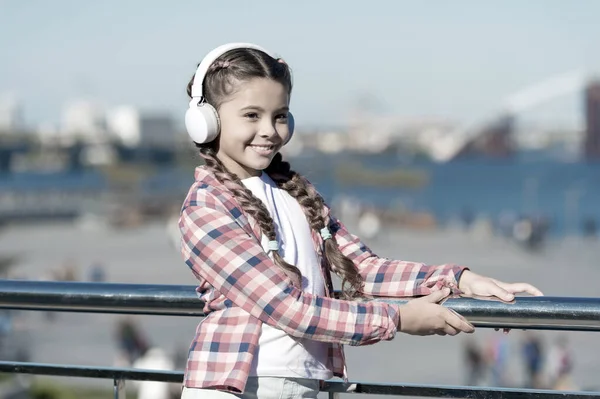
328 213 467 298
179 194 400 347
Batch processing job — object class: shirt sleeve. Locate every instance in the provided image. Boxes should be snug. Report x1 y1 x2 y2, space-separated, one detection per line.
328 213 468 298
179 192 400 347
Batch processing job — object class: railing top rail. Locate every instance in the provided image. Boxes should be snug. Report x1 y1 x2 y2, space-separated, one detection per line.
1 280 600 331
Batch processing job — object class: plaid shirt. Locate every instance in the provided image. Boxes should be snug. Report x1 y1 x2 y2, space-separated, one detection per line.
179 166 466 393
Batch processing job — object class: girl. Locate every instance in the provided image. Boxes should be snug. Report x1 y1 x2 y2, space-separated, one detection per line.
178 43 542 399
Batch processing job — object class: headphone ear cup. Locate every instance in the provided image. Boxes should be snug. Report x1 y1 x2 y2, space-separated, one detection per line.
185 102 220 144
284 112 295 145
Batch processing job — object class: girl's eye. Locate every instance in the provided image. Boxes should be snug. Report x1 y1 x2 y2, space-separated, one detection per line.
245 112 259 119
275 114 288 122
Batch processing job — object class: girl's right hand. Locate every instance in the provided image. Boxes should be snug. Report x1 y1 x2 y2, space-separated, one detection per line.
398 288 475 336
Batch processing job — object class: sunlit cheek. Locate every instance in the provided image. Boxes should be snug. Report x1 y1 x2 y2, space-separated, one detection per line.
277 124 290 141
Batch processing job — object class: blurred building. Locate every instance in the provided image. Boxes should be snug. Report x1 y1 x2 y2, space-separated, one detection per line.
107 106 176 148
584 80 600 160
61 100 108 144
456 114 515 159
0 95 24 133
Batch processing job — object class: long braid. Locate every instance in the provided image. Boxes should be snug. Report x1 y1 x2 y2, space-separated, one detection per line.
199 147 303 288
266 153 364 299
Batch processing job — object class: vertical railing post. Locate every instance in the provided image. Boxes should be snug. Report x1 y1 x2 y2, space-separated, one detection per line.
114 378 126 399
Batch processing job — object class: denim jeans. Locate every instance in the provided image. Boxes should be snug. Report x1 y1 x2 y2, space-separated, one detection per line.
181 377 320 399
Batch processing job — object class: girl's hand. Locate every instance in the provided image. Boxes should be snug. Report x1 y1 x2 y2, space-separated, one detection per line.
398 288 475 336
457 270 543 334
457 270 543 302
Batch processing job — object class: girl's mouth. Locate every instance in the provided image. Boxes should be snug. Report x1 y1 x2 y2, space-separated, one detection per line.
248 144 275 156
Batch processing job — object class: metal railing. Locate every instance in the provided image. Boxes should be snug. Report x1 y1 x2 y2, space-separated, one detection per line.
1 279 600 399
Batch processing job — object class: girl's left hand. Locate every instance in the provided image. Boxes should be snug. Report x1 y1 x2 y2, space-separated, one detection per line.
457 270 544 302
457 270 544 334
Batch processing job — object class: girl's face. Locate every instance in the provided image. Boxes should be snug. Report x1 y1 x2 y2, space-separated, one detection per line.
215 77 291 179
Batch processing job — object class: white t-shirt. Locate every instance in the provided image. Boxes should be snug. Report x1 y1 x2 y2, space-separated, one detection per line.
132 347 176 399
241 172 333 380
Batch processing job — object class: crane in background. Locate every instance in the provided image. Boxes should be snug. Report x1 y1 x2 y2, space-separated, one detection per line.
426 70 588 162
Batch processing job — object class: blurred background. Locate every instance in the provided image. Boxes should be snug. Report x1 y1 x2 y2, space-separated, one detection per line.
0 0 599 398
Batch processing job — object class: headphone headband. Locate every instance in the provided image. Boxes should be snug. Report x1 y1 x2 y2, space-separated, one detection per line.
190 42 278 98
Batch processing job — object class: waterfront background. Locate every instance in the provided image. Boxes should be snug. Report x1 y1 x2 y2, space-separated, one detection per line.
2 1 600 398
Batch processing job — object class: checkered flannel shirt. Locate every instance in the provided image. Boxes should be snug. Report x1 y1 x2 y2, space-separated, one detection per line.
179 166 466 393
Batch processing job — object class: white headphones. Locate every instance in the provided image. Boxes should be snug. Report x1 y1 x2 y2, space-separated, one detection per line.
185 42 295 145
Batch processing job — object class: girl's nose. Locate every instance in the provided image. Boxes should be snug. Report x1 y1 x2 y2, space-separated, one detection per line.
259 121 277 137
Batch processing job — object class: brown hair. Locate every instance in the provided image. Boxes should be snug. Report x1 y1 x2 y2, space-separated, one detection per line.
186 48 363 298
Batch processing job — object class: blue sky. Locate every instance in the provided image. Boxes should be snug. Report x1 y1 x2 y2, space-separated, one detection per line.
1 0 599 130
